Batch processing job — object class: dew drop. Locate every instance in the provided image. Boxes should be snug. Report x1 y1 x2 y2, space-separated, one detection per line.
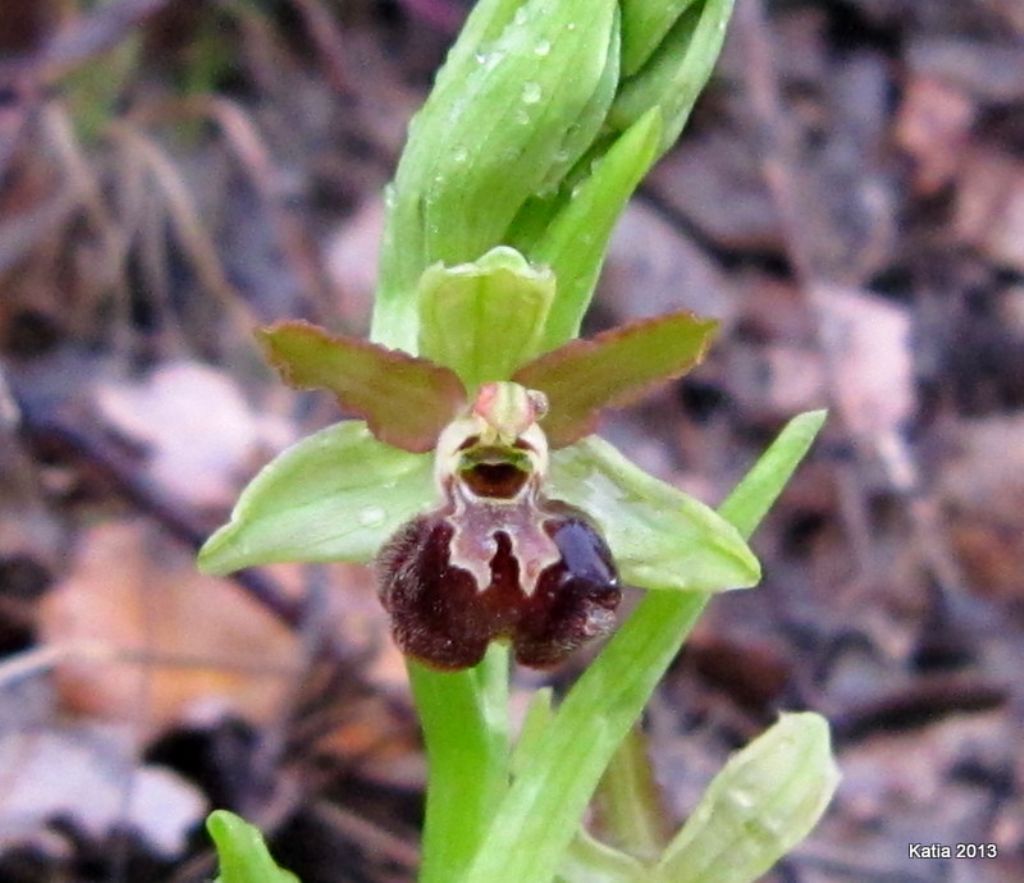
452 146 468 164
515 108 531 126
567 22 577 31
474 51 487 64
730 789 755 810
534 39 551 56
522 81 542 104
359 506 387 527
514 7 527 25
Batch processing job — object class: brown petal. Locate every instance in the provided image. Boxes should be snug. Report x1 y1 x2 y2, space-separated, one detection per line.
259 320 466 453
513 310 718 448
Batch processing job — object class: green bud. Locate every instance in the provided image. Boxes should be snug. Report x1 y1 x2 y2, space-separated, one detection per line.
620 0 703 77
612 0 735 153
653 713 840 883
207 810 299 883
374 0 620 352
416 246 555 389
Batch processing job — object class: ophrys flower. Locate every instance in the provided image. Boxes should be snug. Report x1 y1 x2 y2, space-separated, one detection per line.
199 247 759 670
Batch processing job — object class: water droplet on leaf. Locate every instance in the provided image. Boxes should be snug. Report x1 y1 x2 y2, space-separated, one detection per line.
522 82 542 104
359 507 386 527
534 40 551 56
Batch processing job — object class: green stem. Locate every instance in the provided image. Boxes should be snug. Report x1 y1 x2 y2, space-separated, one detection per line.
409 644 510 883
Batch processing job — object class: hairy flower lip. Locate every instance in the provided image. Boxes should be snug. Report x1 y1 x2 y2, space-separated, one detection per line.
376 490 621 671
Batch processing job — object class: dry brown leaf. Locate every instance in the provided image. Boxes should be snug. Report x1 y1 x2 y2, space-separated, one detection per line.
955 149 1024 272
940 416 1024 601
894 76 975 196
816 284 913 442
94 360 293 510
38 521 300 732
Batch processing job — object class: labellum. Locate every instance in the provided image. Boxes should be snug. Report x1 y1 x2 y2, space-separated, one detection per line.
376 382 621 670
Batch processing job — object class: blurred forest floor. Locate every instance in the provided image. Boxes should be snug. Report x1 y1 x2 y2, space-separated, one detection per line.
1 1 1023 881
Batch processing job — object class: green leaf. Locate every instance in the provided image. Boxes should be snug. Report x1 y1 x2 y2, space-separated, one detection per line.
198 421 434 575
373 0 620 352
620 0 702 77
259 321 465 453
718 410 827 539
653 713 840 883
514 310 717 447
610 0 735 153
511 687 554 777
462 412 826 883
530 108 662 351
207 810 299 883
548 437 760 592
417 247 555 389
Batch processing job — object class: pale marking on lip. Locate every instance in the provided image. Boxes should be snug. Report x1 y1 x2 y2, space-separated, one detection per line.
444 478 561 596
434 394 556 596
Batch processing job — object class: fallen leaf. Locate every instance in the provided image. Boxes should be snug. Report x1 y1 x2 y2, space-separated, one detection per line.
95 361 293 510
895 76 975 196
38 521 300 732
955 149 1024 272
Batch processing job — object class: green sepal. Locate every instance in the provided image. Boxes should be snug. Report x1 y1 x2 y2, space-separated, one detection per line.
207 810 300 883
514 309 717 448
620 0 702 77
197 421 435 575
530 108 663 350
417 247 556 389
373 0 620 352
548 437 760 592
610 0 735 153
259 321 466 453
653 713 840 883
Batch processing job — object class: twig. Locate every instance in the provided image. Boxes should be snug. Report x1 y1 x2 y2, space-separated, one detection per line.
288 0 349 94
311 798 421 870
105 121 261 333
10 0 174 85
129 95 331 321
831 675 1009 743
396 0 464 36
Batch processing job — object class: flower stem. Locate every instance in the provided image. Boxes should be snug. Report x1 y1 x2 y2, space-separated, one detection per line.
409 644 510 883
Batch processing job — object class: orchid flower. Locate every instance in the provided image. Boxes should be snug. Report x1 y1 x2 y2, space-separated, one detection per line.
201 2 839 880
198 246 758 669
